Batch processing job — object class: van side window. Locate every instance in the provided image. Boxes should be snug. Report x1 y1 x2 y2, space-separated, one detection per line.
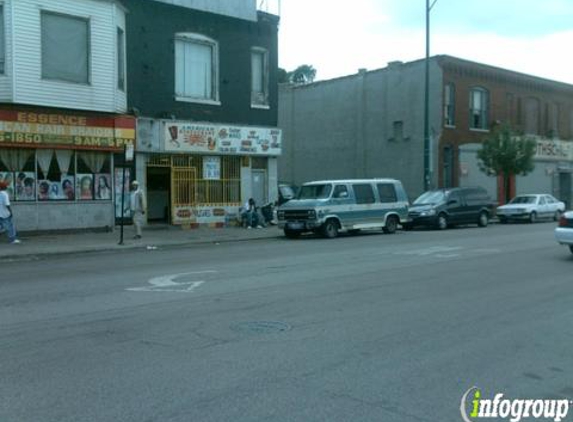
353 184 375 204
377 183 397 203
333 185 348 199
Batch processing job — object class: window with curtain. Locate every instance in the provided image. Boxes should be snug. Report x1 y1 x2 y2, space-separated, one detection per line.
41 11 89 84
0 5 5 75
77 152 111 201
117 27 125 90
0 149 35 201
251 48 268 107
469 87 489 130
444 83 455 127
36 150 76 201
175 33 218 102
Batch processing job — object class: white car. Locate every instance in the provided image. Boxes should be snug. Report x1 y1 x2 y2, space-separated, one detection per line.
497 194 565 223
555 211 573 255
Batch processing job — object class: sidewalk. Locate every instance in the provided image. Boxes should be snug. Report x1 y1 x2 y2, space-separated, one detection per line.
0 224 281 261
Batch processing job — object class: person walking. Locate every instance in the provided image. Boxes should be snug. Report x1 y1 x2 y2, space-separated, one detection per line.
129 180 146 239
0 181 21 244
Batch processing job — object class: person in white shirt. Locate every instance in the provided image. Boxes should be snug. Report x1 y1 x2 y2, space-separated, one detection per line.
0 181 21 244
129 180 147 239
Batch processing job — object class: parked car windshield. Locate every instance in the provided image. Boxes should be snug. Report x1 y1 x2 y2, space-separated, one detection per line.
413 190 445 205
509 196 537 204
298 184 333 200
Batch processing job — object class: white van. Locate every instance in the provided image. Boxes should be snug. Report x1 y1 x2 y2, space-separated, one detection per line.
277 179 409 238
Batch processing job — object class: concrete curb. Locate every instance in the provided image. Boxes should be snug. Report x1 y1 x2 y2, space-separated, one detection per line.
0 230 280 262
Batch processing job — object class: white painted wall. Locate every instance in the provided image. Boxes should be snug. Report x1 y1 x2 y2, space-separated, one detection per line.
151 0 257 21
0 0 127 113
0 0 13 101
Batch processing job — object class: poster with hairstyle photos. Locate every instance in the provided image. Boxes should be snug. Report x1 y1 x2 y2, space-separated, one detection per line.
15 172 36 201
61 176 75 201
114 168 131 218
77 174 94 200
0 172 15 200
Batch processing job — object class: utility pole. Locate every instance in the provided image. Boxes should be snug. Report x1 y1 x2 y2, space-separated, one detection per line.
424 0 438 191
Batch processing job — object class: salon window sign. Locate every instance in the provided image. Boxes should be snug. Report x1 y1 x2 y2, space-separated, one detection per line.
164 122 282 156
0 110 135 151
535 139 573 161
203 156 221 180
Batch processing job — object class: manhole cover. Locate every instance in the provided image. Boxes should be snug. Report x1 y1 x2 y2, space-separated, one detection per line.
231 321 291 335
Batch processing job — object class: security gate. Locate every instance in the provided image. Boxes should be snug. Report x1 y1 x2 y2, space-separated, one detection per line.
172 166 197 222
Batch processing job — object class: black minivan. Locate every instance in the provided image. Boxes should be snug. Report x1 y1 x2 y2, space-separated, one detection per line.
405 187 495 230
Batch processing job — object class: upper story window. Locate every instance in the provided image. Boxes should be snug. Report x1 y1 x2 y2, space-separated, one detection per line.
444 83 455 127
41 12 90 84
469 87 489 130
251 47 269 107
117 27 125 91
524 97 540 135
0 5 5 75
175 33 219 104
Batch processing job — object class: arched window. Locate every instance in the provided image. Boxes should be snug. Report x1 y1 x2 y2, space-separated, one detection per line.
524 97 540 135
469 87 489 130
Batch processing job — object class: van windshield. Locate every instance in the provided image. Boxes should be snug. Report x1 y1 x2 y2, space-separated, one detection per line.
298 184 333 200
414 191 445 205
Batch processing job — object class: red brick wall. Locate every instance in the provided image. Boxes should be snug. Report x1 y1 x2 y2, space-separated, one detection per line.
436 56 573 187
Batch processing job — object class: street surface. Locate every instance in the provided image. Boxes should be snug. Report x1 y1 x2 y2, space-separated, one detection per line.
1 222 572 422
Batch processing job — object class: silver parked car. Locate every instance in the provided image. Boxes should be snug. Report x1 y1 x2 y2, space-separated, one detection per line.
555 211 573 255
497 194 565 223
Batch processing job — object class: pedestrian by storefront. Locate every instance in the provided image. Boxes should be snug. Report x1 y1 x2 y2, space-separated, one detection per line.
0 180 21 244
129 180 146 239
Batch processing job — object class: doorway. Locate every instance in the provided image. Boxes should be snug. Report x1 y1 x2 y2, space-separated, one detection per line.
251 169 267 206
559 171 572 209
146 167 170 223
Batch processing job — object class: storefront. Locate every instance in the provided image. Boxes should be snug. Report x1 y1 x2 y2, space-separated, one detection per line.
136 118 281 227
459 138 573 206
0 108 135 231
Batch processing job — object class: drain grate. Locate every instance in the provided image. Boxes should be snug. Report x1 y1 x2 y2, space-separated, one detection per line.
231 321 291 335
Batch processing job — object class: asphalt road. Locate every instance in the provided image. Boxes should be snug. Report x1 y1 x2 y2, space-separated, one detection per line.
1 222 572 422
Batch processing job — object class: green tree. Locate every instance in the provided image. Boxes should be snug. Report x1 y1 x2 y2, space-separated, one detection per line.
288 64 317 84
277 67 289 84
477 124 537 203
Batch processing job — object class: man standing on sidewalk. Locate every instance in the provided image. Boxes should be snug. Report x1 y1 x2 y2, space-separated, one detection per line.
0 181 21 244
129 180 146 240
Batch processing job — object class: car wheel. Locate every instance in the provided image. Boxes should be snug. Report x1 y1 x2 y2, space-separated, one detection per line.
477 211 489 227
436 213 448 230
499 217 507 224
554 211 562 222
322 219 339 238
528 211 537 224
383 215 398 234
402 222 413 231
284 228 301 239
569 245 573 255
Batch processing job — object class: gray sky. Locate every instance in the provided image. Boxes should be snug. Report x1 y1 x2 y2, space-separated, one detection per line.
278 0 573 84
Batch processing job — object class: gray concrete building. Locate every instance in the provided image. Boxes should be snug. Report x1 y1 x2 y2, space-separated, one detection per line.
278 59 442 199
